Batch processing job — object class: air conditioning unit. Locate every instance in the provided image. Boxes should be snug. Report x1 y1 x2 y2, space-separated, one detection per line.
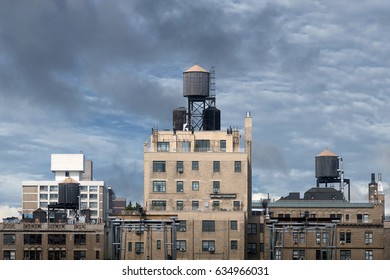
213 188 220 194
179 248 186 252
340 241 345 244
209 247 215 252
179 228 186 232
294 240 298 244
345 257 351 260
177 168 183 173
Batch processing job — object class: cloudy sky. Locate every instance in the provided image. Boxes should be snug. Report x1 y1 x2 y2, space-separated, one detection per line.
1 0 390 219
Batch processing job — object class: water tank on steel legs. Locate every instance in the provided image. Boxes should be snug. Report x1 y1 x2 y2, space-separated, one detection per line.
203 107 221 130
315 149 339 179
58 177 80 208
183 65 210 97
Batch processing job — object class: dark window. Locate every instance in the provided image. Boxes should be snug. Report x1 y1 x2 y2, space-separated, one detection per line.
74 234 86 245
157 142 169 152
247 243 257 254
177 161 184 173
135 242 144 254
151 200 166 211
192 181 199 191
340 250 351 260
247 223 257 234
157 240 161 250
365 232 373 244
234 161 241 172
24 234 42 245
346 231 351 243
23 249 42 260
176 240 186 251
213 181 220 193
176 181 184 192
202 240 215 251
153 181 166 192
3 250 16 260
48 250 66 260
96 251 100 259
220 140 226 152
202 220 215 232
233 201 241 211
48 234 66 245
357 214 363 223
195 140 210 152
176 201 184 210
192 201 199 210
192 161 199 170
74 250 86 260
213 161 220 172
153 161 166 172
230 220 238 230
4 234 16 245
231 240 238 250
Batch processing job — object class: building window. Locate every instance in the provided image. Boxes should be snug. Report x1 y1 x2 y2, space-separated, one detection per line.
202 240 215 252
176 240 186 252
192 161 199 170
96 234 100 243
178 220 187 231
231 240 238 250
48 249 66 260
345 214 350 222
89 194 98 200
195 140 210 152
153 161 166 172
213 181 220 193
357 214 363 223
151 200 166 211
40 194 48 200
3 250 16 260
74 234 86 245
365 232 373 244
213 161 220 172
363 214 369 223
176 181 184 192
176 201 184 211
192 181 199 191
192 201 199 210
340 232 345 243
247 223 257 235
340 250 351 260
212 201 220 211
4 234 16 245
48 234 66 245
24 234 42 245
135 242 144 254
96 251 100 259
50 194 58 200
50 185 58 192
74 250 86 260
24 249 42 260
233 201 241 211
346 231 351 243
157 240 161 250
89 186 98 192
153 181 166 192
40 185 48 191
234 161 241 172
299 232 305 243
293 249 305 260
230 220 238 230
365 250 373 260
157 142 169 152
220 140 226 152
181 141 191 152
247 243 257 254
202 220 215 232
274 249 281 260
176 161 184 173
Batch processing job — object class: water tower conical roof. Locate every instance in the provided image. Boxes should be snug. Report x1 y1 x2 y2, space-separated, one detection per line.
184 64 208 73
316 149 337 157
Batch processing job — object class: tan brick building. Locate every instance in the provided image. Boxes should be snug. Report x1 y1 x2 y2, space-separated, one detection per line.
114 113 256 260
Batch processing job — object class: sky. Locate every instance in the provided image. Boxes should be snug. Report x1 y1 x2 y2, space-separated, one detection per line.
1 0 390 219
